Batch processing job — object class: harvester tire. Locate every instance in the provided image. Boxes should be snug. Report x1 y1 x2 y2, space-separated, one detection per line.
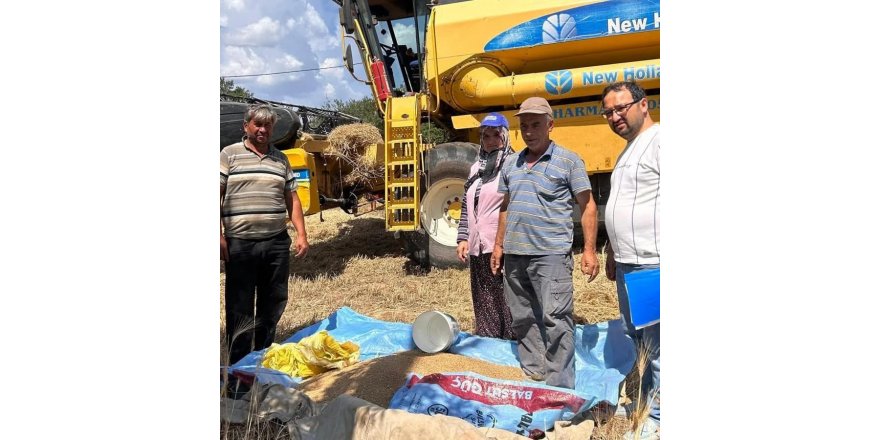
410 141 479 269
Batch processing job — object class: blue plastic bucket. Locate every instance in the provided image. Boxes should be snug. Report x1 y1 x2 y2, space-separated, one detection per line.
623 268 660 329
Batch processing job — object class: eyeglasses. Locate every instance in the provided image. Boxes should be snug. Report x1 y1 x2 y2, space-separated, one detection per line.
601 100 641 119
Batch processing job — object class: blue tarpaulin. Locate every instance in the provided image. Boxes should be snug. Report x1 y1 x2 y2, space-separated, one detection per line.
228 307 636 406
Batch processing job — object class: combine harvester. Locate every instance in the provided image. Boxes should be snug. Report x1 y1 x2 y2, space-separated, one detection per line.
222 0 660 269
332 0 660 268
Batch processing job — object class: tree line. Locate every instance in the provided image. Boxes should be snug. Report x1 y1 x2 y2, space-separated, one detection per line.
220 77 453 144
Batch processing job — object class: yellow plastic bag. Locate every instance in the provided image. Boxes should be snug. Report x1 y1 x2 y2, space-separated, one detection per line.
261 331 360 379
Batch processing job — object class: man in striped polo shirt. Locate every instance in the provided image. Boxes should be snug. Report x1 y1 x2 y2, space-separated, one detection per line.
490 97 600 389
221 104 309 366
601 81 660 433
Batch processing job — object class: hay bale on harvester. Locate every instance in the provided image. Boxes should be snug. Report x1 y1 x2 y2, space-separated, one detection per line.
326 123 384 188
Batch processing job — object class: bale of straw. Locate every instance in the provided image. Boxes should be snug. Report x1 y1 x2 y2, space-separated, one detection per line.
326 123 384 187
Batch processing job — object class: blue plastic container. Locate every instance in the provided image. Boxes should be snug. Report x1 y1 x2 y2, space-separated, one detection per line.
623 268 660 329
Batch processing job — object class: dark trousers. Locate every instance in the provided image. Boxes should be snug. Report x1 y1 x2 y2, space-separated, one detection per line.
224 231 291 365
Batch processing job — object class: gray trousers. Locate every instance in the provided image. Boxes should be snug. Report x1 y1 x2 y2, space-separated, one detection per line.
503 253 575 389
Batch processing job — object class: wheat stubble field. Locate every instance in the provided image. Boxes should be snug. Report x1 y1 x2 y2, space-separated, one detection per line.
220 208 621 356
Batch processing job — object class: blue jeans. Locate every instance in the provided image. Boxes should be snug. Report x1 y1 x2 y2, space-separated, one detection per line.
616 262 660 425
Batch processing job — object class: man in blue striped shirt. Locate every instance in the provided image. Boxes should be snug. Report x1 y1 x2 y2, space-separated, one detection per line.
490 97 599 389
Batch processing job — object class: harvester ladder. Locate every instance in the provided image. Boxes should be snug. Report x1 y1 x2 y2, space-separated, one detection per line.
384 96 421 231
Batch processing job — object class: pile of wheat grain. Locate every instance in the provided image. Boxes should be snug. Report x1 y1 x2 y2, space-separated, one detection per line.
296 350 524 407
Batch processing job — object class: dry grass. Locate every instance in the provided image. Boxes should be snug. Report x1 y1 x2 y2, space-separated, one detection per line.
220 398 287 440
220 208 634 439
628 338 660 438
325 123 384 187
586 403 632 440
220 381 297 440
220 421 286 440
221 209 621 357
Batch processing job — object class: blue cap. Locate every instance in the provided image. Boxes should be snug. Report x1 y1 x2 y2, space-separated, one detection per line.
480 112 508 129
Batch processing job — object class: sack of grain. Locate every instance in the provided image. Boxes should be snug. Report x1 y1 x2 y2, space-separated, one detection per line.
389 372 597 437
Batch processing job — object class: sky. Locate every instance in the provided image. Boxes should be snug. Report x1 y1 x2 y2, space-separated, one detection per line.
220 0 418 108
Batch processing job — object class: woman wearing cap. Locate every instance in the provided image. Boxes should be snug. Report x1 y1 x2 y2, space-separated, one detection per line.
456 113 515 340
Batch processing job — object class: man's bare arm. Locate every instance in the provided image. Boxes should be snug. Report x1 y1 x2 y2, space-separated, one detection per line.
490 194 510 275
576 190 599 282
285 189 309 257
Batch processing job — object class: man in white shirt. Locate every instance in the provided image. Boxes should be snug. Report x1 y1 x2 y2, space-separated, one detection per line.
601 81 660 436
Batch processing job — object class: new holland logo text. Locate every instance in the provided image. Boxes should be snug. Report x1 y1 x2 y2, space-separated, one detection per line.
485 0 660 52
545 70 573 95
